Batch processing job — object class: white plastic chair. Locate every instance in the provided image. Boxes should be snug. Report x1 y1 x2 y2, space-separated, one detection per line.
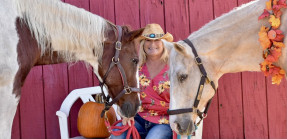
56 86 120 139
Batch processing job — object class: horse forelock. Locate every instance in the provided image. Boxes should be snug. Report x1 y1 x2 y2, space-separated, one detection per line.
15 0 107 63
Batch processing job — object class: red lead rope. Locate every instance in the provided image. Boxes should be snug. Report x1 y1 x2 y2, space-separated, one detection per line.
104 117 140 139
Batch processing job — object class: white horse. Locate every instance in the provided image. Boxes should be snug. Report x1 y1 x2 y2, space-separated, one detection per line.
0 0 143 138
166 0 287 138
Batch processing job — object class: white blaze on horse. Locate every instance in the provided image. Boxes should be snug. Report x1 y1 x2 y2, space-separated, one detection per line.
166 0 287 137
0 0 143 138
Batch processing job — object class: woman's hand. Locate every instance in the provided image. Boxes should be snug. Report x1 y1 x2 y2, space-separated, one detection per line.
116 106 135 126
122 117 134 127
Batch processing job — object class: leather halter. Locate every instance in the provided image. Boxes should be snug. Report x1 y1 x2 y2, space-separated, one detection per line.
167 39 217 126
99 25 140 117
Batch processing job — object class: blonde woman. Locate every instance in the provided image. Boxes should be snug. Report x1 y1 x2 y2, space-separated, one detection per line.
111 24 173 139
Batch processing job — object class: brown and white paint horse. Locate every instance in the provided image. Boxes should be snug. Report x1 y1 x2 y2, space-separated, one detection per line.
1 0 143 138
167 0 287 137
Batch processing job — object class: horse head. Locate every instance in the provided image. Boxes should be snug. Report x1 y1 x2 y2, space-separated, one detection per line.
98 25 144 118
168 41 217 135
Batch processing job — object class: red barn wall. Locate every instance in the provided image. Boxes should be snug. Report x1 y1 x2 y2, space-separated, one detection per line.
12 0 287 138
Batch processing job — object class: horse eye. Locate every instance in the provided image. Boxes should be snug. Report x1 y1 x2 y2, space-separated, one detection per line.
132 58 139 64
178 74 188 83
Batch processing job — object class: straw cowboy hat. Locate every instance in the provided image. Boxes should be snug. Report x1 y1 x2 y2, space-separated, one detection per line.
139 24 173 42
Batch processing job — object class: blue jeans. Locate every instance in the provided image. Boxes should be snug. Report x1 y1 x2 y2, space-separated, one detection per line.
110 114 172 139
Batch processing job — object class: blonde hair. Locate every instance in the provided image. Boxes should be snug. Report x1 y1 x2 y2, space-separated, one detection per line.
139 39 169 66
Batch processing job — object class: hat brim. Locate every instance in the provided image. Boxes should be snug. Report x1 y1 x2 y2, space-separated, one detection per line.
139 32 173 42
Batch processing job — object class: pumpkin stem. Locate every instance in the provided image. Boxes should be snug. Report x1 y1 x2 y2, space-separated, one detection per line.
95 94 104 103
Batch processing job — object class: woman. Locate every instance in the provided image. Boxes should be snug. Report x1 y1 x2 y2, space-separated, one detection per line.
111 23 173 139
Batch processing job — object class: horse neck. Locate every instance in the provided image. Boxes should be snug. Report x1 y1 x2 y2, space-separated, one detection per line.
187 0 267 80
15 0 107 65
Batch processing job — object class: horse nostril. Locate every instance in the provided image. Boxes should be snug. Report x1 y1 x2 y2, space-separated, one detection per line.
175 121 182 131
120 102 137 118
174 120 194 135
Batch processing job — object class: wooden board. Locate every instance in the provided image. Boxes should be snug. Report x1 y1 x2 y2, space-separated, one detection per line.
267 77 287 139
65 0 89 10
20 66 46 139
189 0 213 33
213 0 237 18
115 0 140 29
187 0 220 138
68 62 94 137
164 0 190 41
140 0 165 29
213 0 244 138
242 72 268 139
43 64 69 139
238 0 253 6
202 93 220 139
64 1 94 137
90 0 115 23
217 73 244 138
90 0 115 86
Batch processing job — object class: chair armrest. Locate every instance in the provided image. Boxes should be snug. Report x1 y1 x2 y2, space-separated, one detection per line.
56 111 69 139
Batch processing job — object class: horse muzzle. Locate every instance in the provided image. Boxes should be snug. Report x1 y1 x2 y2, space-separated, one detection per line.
173 117 196 136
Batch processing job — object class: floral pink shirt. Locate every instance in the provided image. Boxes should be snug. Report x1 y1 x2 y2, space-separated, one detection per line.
138 63 170 124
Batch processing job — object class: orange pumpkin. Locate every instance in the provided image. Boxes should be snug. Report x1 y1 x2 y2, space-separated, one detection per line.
77 101 116 138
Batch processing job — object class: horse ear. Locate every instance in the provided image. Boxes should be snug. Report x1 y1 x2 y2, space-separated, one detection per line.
127 28 145 41
174 43 187 56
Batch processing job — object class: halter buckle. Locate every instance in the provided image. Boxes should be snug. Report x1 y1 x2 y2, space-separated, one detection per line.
197 85 204 100
112 57 119 64
192 106 198 114
194 57 202 65
206 76 211 84
124 87 132 94
202 113 208 119
116 41 122 50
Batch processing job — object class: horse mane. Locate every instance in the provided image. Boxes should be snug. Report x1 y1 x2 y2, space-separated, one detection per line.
15 0 107 61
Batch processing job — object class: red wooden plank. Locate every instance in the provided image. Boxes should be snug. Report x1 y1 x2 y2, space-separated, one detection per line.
218 73 244 138
242 72 268 138
12 106 21 139
65 0 89 10
213 1 244 138
202 94 220 139
113 0 140 92
140 0 165 29
164 0 190 41
43 64 69 139
189 0 213 33
63 1 94 137
238 1 268 138
238 0 252 6
187 0 220 138
90 0 115 86
213 0 237 18
90 0 115 23
139 0 165 58
20 66 46 139
115 0 140 29
267 77 287 139
68 62 94 137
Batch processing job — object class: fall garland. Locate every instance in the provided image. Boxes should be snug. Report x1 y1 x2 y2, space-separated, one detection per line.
258 0 286 85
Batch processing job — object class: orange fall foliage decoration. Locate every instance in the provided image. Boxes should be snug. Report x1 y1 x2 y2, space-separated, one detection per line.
258 0 286 85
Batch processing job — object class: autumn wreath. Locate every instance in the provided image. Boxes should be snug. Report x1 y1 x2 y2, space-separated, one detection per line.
258 0 286 85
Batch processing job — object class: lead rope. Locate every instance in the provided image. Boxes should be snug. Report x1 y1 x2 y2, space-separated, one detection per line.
104 112 140 139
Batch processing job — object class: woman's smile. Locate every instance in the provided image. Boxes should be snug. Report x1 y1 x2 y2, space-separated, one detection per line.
144 39 164 57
